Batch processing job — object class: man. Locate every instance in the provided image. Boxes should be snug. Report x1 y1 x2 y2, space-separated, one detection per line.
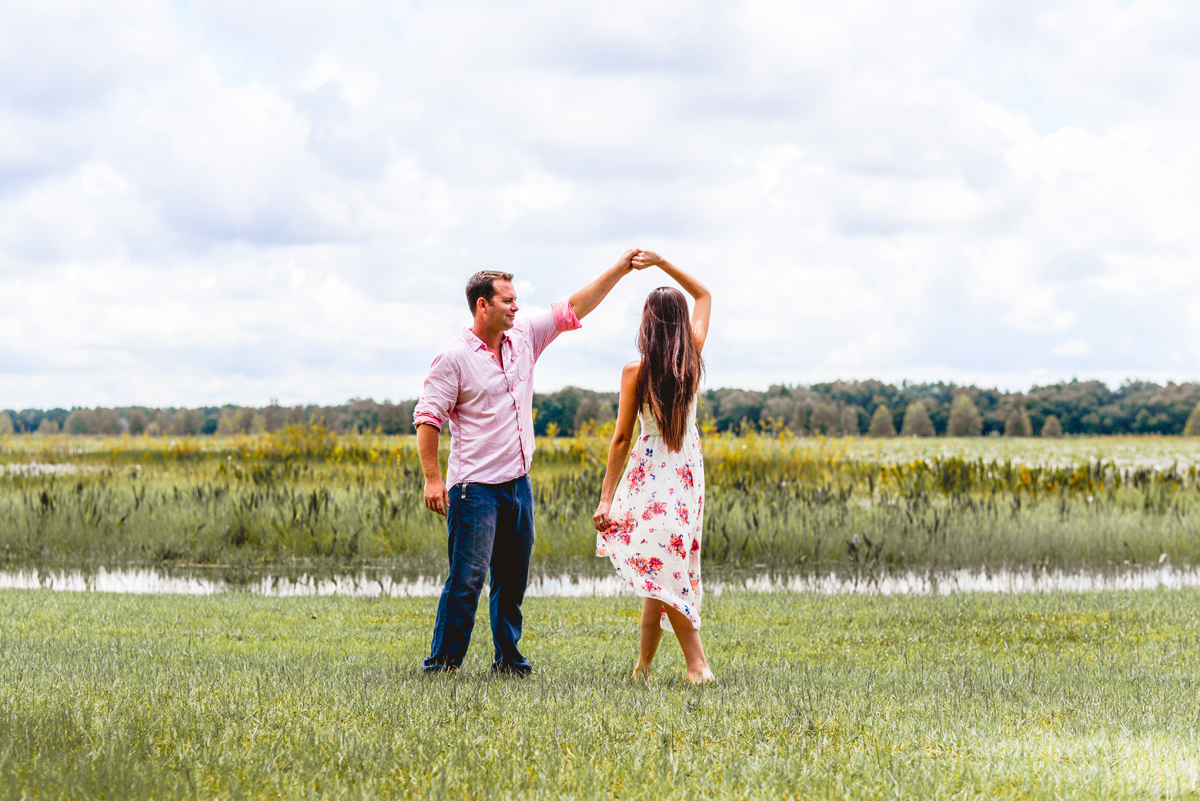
414 249 642 674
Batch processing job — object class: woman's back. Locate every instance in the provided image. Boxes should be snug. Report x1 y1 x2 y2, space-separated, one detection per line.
638 400 697 440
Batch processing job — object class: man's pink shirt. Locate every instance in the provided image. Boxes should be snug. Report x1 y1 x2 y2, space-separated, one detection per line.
413 300 582 487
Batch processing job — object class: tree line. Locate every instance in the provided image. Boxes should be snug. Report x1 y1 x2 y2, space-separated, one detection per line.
4 378 1200 438
522 378 1200 437
0 399 418 437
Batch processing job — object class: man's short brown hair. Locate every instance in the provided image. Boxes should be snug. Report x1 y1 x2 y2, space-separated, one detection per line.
466 270 514 312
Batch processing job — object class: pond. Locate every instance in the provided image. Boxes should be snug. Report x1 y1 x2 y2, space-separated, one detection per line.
2 565 1198 597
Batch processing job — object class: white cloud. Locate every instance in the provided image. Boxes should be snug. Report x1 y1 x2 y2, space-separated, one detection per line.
2 0 1200 406
299 54 380 111
752 145 804 192
1052 338 1090 356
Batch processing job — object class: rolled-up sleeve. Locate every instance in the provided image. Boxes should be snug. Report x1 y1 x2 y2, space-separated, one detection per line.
527 299 582 359
413 353 458 430
552 299 582 332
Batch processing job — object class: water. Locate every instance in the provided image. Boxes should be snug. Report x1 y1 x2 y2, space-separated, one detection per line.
2 462 79 475
2 566 1199 597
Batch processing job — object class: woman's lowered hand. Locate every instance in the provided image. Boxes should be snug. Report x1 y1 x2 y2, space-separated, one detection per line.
593 501 613 532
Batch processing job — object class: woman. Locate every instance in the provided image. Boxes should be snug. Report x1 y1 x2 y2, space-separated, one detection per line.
593 250 713 683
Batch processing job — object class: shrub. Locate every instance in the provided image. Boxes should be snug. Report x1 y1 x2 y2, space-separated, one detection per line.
217 408 262 435
1185 402 1200 436
65 410 88 435
946 394 983 437
840 406 863 436
65 408 122 436
868 405 896 437
1041 414 1064 438
264 402 286 433
149 410 170 435
1004 407 1032 437
900 402 935 437
170 409 202 436
762 396 797 432
809 403 838 436
790 403 808 434
373 402 410 435
574 394 615 433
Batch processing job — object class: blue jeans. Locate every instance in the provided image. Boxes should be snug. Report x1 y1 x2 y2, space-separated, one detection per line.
423 475 535 672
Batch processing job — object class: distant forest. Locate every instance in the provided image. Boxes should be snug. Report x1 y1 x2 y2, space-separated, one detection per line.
5 379 1200 438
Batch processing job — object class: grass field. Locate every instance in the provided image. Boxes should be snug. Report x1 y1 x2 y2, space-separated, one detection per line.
3 428 1200 579
1 587 1198 799
5 430 1196 798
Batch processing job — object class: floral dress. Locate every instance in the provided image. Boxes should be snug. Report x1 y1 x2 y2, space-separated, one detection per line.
596 402 705 631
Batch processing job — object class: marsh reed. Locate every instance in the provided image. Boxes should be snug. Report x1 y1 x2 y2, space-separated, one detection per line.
2 426 1199 578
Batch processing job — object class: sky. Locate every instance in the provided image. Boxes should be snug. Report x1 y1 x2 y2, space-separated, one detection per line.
2 0 1199 408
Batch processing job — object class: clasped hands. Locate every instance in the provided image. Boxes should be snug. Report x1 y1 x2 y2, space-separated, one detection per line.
619 248 664 273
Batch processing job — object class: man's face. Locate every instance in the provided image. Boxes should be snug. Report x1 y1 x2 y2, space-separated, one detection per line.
480 279 518 331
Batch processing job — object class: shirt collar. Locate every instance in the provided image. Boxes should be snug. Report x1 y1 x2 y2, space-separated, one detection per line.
462 327 511 351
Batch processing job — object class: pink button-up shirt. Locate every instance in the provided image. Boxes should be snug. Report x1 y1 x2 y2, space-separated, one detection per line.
413 300 582 487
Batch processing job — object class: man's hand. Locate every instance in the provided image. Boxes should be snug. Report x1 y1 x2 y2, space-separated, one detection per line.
424 476 449 516
570 249 647 320
593 500 613 532
616 248 642 274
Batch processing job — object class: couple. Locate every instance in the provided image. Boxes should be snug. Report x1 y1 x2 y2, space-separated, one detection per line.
413 248 714 683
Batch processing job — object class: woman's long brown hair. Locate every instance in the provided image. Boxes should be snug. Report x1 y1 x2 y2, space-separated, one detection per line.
636 287 704 452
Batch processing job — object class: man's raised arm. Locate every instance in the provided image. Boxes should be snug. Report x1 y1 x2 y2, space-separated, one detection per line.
568 249 642 320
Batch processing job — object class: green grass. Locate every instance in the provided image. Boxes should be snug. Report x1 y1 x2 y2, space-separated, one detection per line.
4 430 1200 578
1 588 1198 798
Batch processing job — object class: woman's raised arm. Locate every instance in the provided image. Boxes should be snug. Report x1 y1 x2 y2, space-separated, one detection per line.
631 251 711 354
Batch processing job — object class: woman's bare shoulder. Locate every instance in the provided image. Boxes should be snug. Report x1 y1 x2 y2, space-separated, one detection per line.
620 360 642 390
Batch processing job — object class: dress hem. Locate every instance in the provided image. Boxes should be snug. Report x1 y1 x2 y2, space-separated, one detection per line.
596 549 702 631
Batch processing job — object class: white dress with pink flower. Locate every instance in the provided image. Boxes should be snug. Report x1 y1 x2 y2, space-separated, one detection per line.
596 402 705 631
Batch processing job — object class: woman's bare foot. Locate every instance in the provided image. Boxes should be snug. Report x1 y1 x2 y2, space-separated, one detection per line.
685 666 714 684
631 662 652 682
